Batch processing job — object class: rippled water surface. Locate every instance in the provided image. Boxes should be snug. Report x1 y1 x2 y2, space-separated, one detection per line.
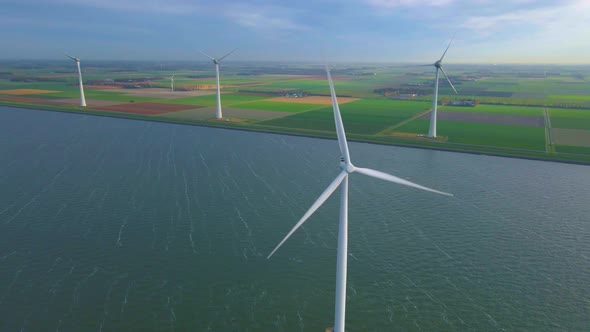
1 106 589 331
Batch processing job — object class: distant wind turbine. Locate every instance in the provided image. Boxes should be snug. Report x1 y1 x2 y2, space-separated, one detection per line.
170 74 175 92
267 66 453 332
423 39 458 138
65 54 87 107
200 49 237 119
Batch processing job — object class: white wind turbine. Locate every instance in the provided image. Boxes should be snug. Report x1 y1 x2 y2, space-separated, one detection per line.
200 49 237 119
170 74 175 92
267 66 453 332
65 54 87 107
424 39 458 138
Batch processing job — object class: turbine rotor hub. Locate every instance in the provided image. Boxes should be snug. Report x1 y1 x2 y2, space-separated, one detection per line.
340 161 356 173
434 60 442 68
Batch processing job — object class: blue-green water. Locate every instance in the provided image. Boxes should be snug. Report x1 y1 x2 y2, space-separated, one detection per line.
0 106 589 331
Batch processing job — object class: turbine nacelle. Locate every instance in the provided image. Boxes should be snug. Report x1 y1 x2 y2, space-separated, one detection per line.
200 49 237 65
65 54 80 62
434 60 442 69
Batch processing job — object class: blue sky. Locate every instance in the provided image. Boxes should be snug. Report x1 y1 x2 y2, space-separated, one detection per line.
2 0 589 63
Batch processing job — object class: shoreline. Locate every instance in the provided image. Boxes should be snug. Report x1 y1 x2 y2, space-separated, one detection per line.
2 101 589 167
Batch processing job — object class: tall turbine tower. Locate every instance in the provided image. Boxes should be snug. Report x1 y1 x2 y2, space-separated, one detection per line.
170 74 175 92
425 39 458 138
65 54 87 107
200 49 237 119
267 66 453 332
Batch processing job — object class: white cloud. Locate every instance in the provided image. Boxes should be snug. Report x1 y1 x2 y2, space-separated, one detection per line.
29 0 309 30
222 3 309 31
461 0 590 32
29 0 200 15
452 0 590 63
366 0 454 8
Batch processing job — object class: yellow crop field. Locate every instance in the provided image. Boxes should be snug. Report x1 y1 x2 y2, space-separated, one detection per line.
0 89 60 95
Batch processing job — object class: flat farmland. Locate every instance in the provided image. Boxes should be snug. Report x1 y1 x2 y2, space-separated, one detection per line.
0 96 66 105
551 117 590 130
85 90 162 103
420 111 544 127
157 107 291 121
546 94 590 108
8 85 165 103
57 98 122 106
2 62 590 164
259 99 431 135
440 104 544 116
241 78 329 94
93 102 198 115
549 108 590 130
0 88 60 95
0 95 124 107
547 94 590 101
161 94 266 106
556 145 590 155
96 88 215 99
231 101 324 113
352 99 431 122
552 128 590 147
265 96 358 105
395 119 546 151
240 78 380 97
155 74 306 88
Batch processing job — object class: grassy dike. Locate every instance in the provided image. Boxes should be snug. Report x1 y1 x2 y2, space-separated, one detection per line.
2 100 589 166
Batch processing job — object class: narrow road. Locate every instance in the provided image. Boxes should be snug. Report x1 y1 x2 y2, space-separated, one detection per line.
377 108 432 135
544 107 555 153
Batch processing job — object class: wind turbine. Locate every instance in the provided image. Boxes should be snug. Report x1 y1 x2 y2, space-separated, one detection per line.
170 74 175 92
200 49 237 119
267 66 453 332
65 54 87 107
424 39 458 138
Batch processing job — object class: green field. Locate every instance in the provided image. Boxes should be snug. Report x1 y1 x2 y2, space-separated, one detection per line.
237 78 382 97
231 101 324 113
396 119 546 151
556 145 590 155
158 94 266 106
440 104 543 116
549 108 590 130
0 84 164 103
548 94 590 101
259 99 431 135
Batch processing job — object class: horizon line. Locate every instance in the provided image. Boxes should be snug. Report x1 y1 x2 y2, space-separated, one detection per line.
1 59 590 66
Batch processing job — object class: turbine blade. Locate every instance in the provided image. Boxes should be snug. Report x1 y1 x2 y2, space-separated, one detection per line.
267 171 347 259
199 51 215 61
439 66 458 94
65 54 77 61
218 48 238 62
354 167 453 196
439 37 454 62
326 66 352 164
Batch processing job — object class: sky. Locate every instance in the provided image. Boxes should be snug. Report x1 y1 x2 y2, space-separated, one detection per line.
1 0 589 63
